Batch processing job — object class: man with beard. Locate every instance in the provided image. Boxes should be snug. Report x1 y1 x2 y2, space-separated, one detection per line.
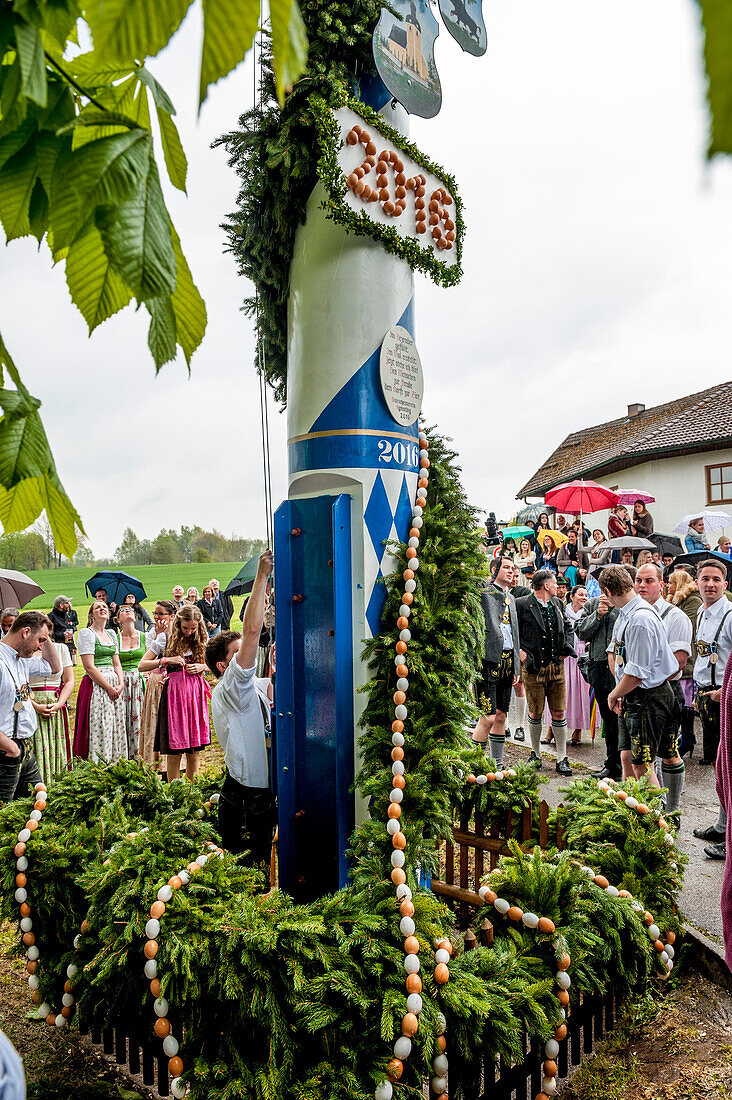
0 612 60 801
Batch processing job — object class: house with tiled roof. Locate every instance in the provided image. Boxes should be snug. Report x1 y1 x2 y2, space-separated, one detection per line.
517 382 732 533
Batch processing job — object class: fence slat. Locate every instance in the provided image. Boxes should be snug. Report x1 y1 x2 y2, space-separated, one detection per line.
127 1028 140 1076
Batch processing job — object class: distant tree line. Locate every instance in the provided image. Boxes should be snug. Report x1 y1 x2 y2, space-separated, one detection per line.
0 521 265 571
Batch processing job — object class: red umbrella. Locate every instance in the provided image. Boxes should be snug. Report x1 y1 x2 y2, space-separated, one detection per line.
545 480 619 514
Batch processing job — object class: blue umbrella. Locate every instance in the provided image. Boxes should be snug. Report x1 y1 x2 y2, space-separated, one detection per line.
85 570 147 604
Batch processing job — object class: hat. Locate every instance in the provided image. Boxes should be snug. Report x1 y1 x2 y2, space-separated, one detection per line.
556 575 569 585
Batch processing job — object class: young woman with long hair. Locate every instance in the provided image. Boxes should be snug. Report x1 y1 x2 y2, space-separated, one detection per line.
30 639 74 782
629 499 654 538
154 605 211 781
117 603 147 758
514 537 536 580
73 600 127 763
138 601 177 768
121 591 154 632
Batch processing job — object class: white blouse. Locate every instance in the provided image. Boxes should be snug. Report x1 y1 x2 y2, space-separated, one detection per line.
77 627 118 655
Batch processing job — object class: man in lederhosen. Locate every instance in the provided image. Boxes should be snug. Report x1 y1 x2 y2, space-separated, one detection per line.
472 555 520 770
692 559 732 859
602 566 678 786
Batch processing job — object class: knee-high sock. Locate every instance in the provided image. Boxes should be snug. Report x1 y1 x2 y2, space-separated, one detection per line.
552 718 568 761
489 732 505 768
716 802 728 832
515 694 527 727
528 716 542 756
661 760 685 814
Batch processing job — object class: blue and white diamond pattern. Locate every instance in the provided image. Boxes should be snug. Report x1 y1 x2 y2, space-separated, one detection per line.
362 468 418 637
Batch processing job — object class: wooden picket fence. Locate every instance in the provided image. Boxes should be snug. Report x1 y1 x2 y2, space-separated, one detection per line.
77 1017 174 1096
431 799 565 925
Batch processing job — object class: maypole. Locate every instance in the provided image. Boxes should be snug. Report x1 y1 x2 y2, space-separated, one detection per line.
271 0 477 902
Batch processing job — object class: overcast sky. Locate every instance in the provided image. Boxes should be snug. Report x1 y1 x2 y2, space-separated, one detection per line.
2 0 731 555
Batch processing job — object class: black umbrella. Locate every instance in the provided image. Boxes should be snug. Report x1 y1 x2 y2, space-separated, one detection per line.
648 532 684 557
85 570 146 604
516 503 554 524
672 551 732 581
224 555 269 597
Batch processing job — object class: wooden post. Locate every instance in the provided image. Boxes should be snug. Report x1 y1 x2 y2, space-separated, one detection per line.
464 928 477 952
479 918 494 948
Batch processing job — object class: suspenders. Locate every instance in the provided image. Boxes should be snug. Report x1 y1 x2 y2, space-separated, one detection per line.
696 606 732 688
612 605 657 669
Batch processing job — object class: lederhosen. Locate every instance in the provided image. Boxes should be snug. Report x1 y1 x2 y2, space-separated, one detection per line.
695 606 732 762
614 605 676 764
658 604 685 734
476 587 514 716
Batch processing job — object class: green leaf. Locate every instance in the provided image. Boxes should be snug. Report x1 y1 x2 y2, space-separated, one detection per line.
65 220 134 330
270 0 308 107
67 51 136 86
0 56 26 140
48 129 149 252
0 117 36 172
157 105 187 192
169 221 206 365
94 143 176 299
0 335 83 558
85 0 194 63
0 137 38 239
146 295 177 367
199 0 259 108
137 65 176 115
14 21 47 107
28 175 49 241
699 0 732 156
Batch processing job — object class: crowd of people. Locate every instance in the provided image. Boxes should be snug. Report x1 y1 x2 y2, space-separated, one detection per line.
475 507 732 863
0 559 276 866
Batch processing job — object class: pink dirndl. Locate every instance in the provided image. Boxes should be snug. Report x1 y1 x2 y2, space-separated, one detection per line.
155 667 211 754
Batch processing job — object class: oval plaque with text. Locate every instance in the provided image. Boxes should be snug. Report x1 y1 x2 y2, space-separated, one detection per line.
379 326 424 426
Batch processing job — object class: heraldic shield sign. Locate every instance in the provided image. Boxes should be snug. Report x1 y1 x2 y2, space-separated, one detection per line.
438 0 487 56
373 0 442 119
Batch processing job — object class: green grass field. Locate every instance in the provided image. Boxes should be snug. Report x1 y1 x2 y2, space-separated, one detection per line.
18 562 250 620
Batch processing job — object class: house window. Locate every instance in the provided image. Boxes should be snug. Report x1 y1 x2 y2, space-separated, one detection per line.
706 463 732 505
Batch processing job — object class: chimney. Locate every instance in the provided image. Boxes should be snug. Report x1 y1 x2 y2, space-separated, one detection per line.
627 402 645 418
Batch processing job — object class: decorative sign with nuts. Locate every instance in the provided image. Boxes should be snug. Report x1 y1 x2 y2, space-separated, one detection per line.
312 96 463 287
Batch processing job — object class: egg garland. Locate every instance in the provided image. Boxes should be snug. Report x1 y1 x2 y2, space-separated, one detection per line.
377 434 442 1100
345 126 456 252
10 781 79 1029
144 842 226 1099
478 854 674 1100
466 768 517 786
594 777 676 847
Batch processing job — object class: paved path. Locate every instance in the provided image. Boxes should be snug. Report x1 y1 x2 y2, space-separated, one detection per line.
500 704 724 944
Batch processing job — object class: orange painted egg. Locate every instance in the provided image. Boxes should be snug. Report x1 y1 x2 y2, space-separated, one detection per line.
366 141 377 156
554 1024 567 1041
507 906 523 922
383 200 395 214
437 939 452 956
616 790 628 800
557 990 569 1006
404 935 419 954
485 773 496 782
618 889 632 898
434 963 450 984
347 173 358 188
354 181 366 196
403 569 415 581
467 774 476 784
396 186 407 199
406 973 422 994
387 1058 404 1082
636 803 649 815
558 953 571 970
26 820 38 832
61 1006 73 1020
168 876 182 890
32 991 40 1003
34 801 45 812
64 980 73 993
144 940 159 959
396 664 409 678
409 528 420 539
391 747 404 761
154 1017 170 1038
544 1060 558 1076
593 875 609 889
393 832 407 850
420 458 430 469
346 130 358 145
392 775 406 790
437 1035 447 1052
14 843 26 857
20 903 30 918
400 899 415 918
418 479 428 489
392 720 404 733
379 188 390 201
393 691 406 706
537 917 555 934
187 862 199 874
46 1013 56 1027
15 873 27 887
391 867 406 886
27 961 37 974
388 803 401 820
402 592 414 605
406 547 417 561
150 978 162 997
22 932 35 946
654 940 665 953
169 1057 184 1077
150 901 165 920
402 1012 419 1036
396 642 408 655
643 912 653 926
666 932 676 945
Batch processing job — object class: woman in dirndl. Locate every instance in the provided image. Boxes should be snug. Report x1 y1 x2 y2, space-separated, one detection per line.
138 600 177 769
30 641 74 783
72 601 127 763
155 605 211 781
116 603 147 758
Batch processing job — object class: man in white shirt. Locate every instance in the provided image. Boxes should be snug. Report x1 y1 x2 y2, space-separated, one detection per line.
0 612 60 802
472 555 520 769
601 566 678 787
691 559 732 858
206 550 274 868
635 563 690 814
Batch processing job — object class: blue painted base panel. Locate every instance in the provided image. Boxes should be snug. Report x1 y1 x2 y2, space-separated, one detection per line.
273 495 355 901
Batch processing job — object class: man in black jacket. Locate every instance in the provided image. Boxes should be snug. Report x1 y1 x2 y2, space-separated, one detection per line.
575 591 621 779
472 556 520 769
210 578 234 631
516 569 576 775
